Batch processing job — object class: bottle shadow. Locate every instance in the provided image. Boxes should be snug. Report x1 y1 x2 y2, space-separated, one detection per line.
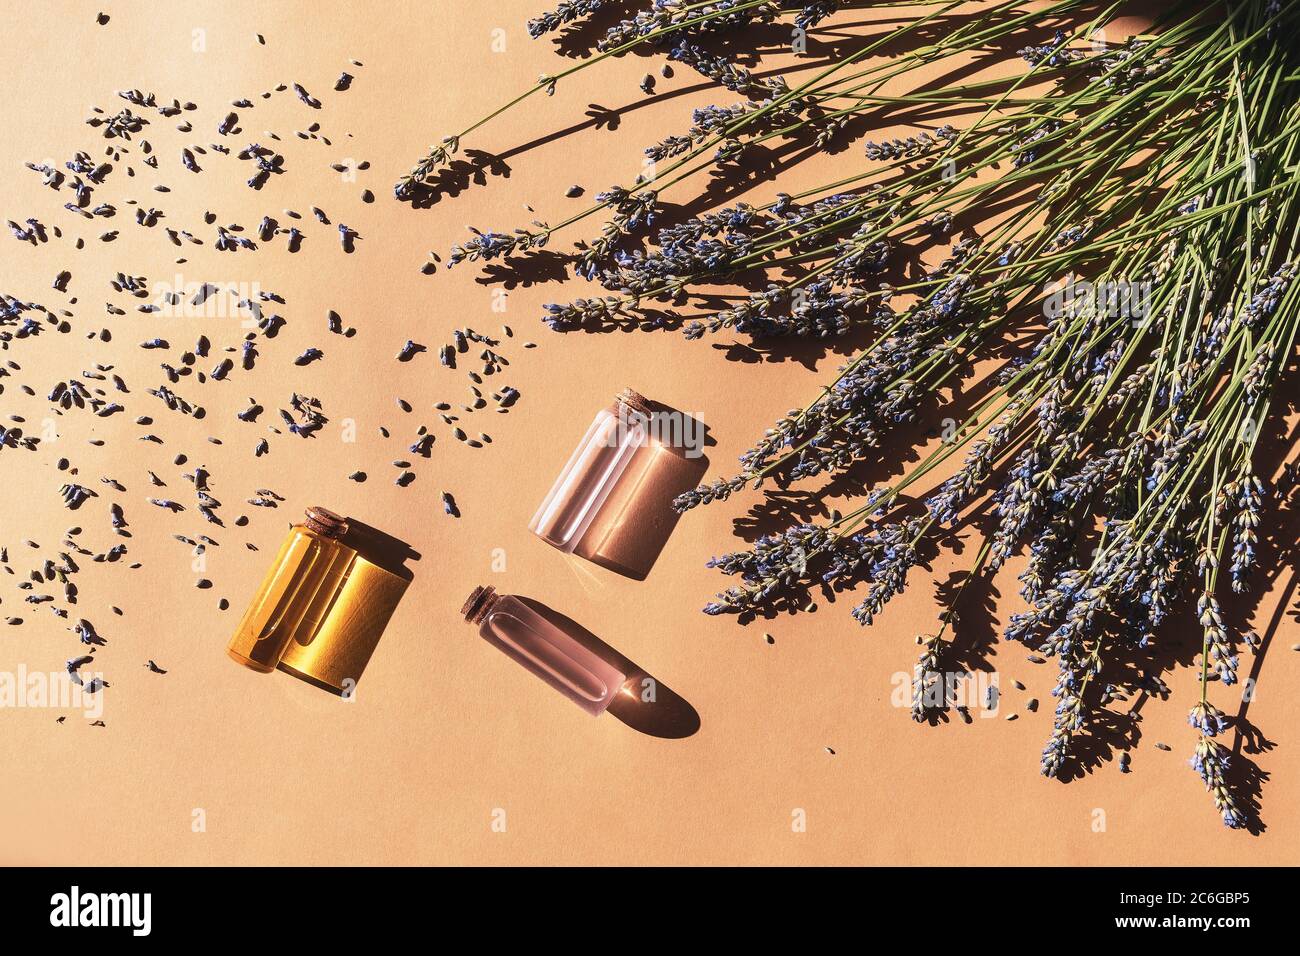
572 398 712 581
341 517 421 581
519 596 701 739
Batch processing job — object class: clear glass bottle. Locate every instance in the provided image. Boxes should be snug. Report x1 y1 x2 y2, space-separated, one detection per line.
462 585 626 716
529 387 651 552
227 506 357 673
573 427 696 577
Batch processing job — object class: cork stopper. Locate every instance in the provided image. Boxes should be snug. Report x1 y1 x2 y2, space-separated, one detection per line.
461 584 498 624
615 387 652 420
304 505 348 539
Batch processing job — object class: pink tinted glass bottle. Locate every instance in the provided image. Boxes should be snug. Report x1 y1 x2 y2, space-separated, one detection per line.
529 388 652 552
462 585 625 716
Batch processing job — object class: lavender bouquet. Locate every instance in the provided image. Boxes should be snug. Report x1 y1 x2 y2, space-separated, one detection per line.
400 0 1300 829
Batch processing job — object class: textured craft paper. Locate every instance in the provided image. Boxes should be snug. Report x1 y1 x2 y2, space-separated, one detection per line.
0 0 1295 865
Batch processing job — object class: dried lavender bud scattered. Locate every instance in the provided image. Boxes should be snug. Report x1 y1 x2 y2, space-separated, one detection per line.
335 73 354 92
66 655 94 686
565 185 584 198
441 492 460 517
74 619 104 645
145 660 167 674
294 347 324 366
395 471 415 487
348 471 366 482
58 484 96 510
397 340 425 362
293 83 321 108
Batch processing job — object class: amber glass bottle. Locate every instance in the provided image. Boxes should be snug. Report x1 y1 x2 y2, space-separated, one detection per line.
227 506 357 673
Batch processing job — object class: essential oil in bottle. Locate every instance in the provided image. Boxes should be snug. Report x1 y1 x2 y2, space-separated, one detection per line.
227 506 357 673
462 585 626 716
573 409 698 576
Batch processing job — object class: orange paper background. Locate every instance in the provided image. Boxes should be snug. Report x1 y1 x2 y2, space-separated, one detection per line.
0 0 1295 865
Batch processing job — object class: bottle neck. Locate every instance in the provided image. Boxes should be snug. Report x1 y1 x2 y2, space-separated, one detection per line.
614 387 652 420
304 505 348 538
461 585 500 624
